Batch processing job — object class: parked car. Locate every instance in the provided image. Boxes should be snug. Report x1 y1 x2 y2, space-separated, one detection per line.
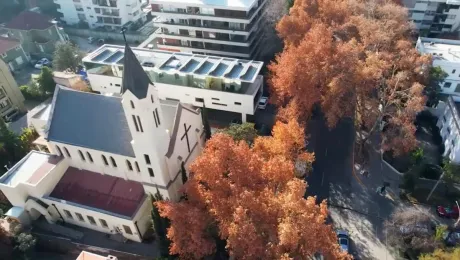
337 230 349 253
437 205 460 219
258 96 268 110
3 109 19 122
97 38 105 46
87 37 95 44
34 58 51 69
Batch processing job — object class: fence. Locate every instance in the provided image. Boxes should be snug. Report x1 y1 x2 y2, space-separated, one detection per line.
64 28 148 44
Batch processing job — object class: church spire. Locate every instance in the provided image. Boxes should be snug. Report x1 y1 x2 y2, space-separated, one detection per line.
120 27 152 99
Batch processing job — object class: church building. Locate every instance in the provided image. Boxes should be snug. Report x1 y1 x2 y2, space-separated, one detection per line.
0 43 205 242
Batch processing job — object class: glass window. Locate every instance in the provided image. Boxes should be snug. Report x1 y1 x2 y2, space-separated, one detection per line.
130 100 135 109
155 108 161 125
144 154 151 165
148 168 154 177
123 225 133 235
135 162 140 172
56 146 63 156
137 116 144 132
132 115 139 131
86 152 93 163
99 219 108 228
64 210 73 219
76 213 84 221
87 215 97 225
102 155 109 165
151 95 154 103
110 156 117 167
64 147 71 157
78 150 86 161
444 82 452 88
126 160 133 171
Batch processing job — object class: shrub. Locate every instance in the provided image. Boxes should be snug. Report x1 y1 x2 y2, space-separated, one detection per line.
19 84 45 101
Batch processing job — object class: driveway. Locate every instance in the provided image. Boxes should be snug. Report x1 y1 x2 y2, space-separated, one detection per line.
69 36 100 54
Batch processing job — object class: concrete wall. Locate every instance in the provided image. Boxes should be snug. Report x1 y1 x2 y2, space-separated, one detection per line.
21 159 69 199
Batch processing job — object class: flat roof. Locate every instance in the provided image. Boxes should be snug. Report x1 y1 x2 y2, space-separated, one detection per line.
418 37 460 62
49 167 145 218
83 45 263 83
0 151 62 187
151 0 257 9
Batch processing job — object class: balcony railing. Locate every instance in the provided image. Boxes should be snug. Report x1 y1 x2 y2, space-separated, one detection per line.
155 19 249 32
156 28 249 43
158 40 250 54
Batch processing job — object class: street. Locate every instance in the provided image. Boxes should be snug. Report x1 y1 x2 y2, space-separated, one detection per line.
306 115 402 259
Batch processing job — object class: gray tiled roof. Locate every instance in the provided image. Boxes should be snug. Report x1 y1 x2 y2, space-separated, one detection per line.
121 43 152 99
46 86 135 157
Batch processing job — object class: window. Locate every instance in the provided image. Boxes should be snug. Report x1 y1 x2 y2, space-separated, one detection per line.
174 74 180 80
135 162 140 172
212 102 227 106
123 225 133 235
137 116 144 132
64 210 73 219
444 82 452 88
132 115 139 131
151 95 154 103
87 215 97 225
86 152 93 163
155 108 161 125
99 219 108 228
110 156 117 167
195 97 204 102
212 98 219 101
153 111 159 127
130 100 135 109
455 84 460 93
148 168 154 177
64 147 71 157
56 146 63 156
144 154 151 165
126 160 133 171
102 155 109 166
235 102 241 105
95 8 100 13
78 150 86 161
453 69 456 74
76 213 84 222
447 15 456 19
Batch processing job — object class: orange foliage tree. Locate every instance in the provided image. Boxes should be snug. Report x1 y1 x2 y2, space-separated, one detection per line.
156 121 350 259
269 0 431 156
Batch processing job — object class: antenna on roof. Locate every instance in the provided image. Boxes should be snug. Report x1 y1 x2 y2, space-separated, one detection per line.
120 26 127 45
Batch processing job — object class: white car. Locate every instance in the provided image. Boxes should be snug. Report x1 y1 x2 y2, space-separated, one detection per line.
34 58 50 69
337 230 349 253
258 96 268 109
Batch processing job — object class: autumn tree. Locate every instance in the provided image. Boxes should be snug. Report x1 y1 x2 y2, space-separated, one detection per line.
156 120 348 259
269 0 431 158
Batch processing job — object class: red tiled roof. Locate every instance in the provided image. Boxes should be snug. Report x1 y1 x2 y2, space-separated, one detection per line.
5 11 53 30
0 37 20 54
50 167 145 217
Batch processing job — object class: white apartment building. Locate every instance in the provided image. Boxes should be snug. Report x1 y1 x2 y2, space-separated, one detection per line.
142 0 267 59
82 44 264 122
403 0 460 33
55 0 146 30
436 96 460 163
0 44 205 242
416 37 460 95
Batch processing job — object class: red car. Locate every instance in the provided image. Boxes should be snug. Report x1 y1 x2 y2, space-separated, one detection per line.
437 206 460 218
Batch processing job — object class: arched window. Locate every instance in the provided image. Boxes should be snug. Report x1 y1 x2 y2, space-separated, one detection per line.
126 160 133 171
110 156 117 167
55 146 62 156
130 100 135 109
151 95 154 103
64 147 71 157
86 152 93 163
135 162 140 172
78 150 85 161
102 155 108 166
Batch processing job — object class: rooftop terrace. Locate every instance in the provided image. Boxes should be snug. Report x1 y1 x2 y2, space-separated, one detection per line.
0 151 62 187
418 37 460 62
83 44 263 83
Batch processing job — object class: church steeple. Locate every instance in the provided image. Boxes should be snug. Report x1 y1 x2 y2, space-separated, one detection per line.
120 27 152 99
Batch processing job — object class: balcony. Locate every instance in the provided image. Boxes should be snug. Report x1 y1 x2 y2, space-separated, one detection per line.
101 9 120 16
155 28 251 46
155 18 249 32
157 39 250 54
92 0 117 8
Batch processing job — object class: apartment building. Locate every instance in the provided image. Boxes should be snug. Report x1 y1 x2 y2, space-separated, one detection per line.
436 96 460 163
416 37 460 95
144 0 267 59
82 44 264 122
0 43 205 242
403 0 460 34
0 59 26 121
55 0 146 30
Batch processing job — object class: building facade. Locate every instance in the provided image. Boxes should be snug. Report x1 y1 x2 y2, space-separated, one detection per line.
145 0 267 59
403 0 460 34
0 44 205 242
0 36 30 71
4 11 69 58
436 96 460 163
416 37 460 95
0 59 26 120
55 0 146 30
83 45 264 122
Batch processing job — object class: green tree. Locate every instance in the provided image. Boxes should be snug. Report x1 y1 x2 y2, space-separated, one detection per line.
0 119 26 172
420 247 460 260
14 232 36 258
218 122 258 144
151 191 171 257
52 42 84 72
201 104 211 140
425 66 448 107
36 67 55 94
19 128 39 152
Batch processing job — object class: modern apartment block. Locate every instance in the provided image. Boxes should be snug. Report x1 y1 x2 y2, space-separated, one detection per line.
403 0 460 34
436 96 460 163
0 59 26 120
82 45 264 122
144 0 267 59
416 37 460 95
54 0 146 30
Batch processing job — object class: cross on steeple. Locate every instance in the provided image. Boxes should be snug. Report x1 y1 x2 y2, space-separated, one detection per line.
120 26 127 44
181 123 192 153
